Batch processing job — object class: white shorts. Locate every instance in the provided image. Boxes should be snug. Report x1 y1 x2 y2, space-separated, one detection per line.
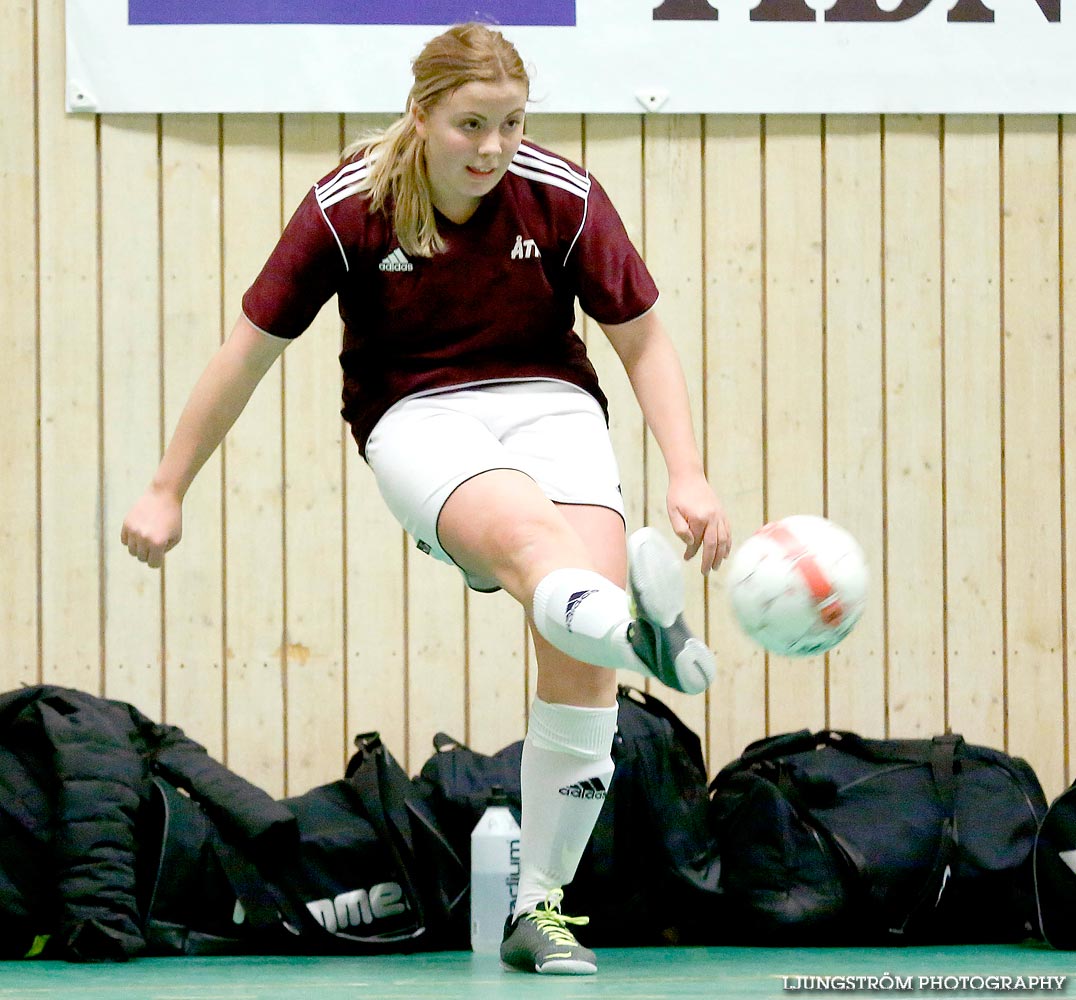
365 380 625 592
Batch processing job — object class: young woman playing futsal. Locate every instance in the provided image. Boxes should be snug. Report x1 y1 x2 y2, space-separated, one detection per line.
121 22 730 975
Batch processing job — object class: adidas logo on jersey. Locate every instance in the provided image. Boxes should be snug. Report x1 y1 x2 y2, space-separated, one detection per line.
559 777 608 800
378 248 413 272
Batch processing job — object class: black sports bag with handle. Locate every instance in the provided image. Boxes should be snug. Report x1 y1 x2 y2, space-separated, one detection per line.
710 729 1047 944
1033 779 1076 948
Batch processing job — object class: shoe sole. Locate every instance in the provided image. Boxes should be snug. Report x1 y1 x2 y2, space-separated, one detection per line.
670 633 715 695
501 959 597 975
628 528 716 695
628 527 684 627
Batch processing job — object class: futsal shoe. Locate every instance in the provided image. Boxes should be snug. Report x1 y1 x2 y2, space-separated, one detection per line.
500 890 597 975
627 526 716 695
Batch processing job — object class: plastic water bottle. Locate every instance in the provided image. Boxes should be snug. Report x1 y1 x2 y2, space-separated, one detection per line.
470 786 521 953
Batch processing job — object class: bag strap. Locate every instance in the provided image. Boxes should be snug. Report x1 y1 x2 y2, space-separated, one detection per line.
618 685 706 772
431 732 470 753
147 776 310 937
344 732 428 939
886 733 962 935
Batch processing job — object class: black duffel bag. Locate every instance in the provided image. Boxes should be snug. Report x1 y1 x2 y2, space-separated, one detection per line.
142 731 467 955
709 729 1047 944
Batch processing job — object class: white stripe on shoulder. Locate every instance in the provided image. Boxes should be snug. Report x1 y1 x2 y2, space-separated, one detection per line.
318 179 368 211
507 162 592 201
311 185 349 273
317 157 371 201
510 155 589 199
516 142 590 190
317 171 370 212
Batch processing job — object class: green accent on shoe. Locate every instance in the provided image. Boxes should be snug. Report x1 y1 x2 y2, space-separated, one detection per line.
500 889 597 975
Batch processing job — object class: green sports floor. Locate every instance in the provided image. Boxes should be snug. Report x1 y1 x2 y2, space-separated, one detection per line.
4 945 1074 1000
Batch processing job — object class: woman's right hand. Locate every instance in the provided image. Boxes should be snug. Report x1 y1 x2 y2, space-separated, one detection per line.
121 487 183 568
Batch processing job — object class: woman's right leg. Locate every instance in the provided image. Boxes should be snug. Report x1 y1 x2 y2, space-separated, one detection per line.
366 391 712 694
439 469 714 695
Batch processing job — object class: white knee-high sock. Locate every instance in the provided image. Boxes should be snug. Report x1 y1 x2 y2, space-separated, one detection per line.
514 697 618 919
531 568 639 672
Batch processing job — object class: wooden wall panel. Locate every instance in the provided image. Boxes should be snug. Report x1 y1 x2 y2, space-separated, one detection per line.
159 114 226 759
883 116 946 737
1065 114 1076 788
0 0 39 689
1002 117 1065 794
100 115 162 718
703 115 766 767
943 117 1005 748
642 115 708 739
37 0 101 693
281 113 347 793
220 115 286 795
763 116 827 735
824 116 886 737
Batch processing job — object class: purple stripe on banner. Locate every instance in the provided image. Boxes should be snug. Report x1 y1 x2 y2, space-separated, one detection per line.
129 1 575 26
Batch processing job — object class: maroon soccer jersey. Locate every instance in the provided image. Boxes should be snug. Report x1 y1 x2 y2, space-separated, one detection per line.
242 141 659 454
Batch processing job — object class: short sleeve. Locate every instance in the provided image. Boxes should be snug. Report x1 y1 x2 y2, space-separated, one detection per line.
241 186 347 339
567 174 659 325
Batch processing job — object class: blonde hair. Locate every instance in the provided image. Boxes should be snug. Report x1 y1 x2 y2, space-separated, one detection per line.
344 23 529 257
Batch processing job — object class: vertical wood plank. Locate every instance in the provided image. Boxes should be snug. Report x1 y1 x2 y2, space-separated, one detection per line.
281 113 347 793
1065 114 1076 789
160 114 226 758
582 116 647 540
763 116 827 735
38 0 101 692
641 114 708 739
1003 116 1064 795
525 115 583 162
221 114 286 795
943 117 1005 748
0 0 39 691
824 116 886 736
406 555 466 772
883 115 945 737
583 114 649 699
100 115 162 718
467 589 528 754
340 113 409 762
703 114 767 767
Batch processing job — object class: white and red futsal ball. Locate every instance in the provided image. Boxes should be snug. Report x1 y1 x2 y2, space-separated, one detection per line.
726 515 868 657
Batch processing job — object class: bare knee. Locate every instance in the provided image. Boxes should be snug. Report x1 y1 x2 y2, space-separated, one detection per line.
462 509 590 601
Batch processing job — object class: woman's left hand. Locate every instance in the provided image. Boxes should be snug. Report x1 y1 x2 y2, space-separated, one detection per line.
667 473 732 573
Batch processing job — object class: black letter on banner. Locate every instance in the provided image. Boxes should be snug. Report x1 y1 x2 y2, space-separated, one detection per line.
944 0 1058 20
1030 0 1060 20
946 0 993 20
825 0 932 21
653 0 719 19
750 0 814 22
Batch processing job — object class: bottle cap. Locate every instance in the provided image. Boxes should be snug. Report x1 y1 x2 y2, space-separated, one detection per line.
488 785 508 807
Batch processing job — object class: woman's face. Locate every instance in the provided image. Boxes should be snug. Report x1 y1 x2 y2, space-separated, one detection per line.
414 78 527 222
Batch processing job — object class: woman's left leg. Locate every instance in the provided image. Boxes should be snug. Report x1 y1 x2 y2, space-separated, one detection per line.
512 503 622 927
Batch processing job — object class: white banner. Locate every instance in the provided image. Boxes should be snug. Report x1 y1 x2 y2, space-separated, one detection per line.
66 1 1076 114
